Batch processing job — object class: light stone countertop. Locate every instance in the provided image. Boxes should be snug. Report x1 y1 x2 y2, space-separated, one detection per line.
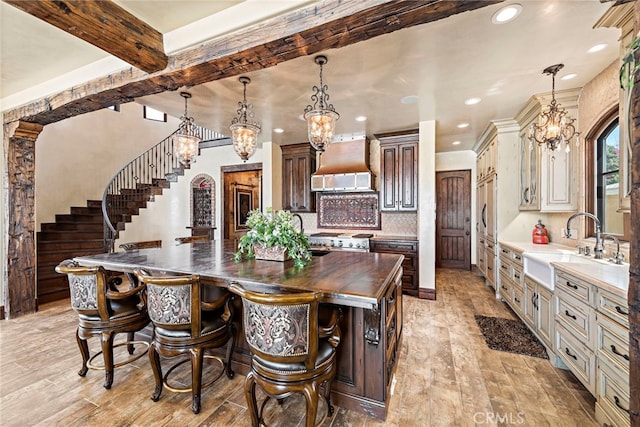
498 240 629 298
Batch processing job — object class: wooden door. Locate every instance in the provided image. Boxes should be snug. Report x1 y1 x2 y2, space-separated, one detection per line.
222 165 262 240
436 170 471 269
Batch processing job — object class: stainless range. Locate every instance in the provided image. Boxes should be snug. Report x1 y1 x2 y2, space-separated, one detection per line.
307 232 373 252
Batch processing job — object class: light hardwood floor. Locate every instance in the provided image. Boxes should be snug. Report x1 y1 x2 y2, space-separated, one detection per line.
0 268 597 426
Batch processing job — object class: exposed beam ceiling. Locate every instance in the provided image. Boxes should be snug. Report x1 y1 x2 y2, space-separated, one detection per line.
3 0 499 126
3 0 167 74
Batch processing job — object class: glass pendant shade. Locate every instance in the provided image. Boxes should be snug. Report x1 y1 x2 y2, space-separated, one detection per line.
175 92 201 166
528 64 579 153
304 109 338 151
303 55 339 152
230 122 259 161
230 76 260 162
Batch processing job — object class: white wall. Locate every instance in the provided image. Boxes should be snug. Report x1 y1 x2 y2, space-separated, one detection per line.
435 150 477 263
115 144 268 247
418 120 436 291
35 102 179 229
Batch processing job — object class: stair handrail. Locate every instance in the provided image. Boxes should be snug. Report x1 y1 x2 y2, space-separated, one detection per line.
102 126 224 252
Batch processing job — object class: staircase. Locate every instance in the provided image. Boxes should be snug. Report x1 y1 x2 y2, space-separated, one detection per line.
37 126 225 304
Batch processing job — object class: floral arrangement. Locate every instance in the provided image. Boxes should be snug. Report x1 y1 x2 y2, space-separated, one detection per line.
234 208 311 268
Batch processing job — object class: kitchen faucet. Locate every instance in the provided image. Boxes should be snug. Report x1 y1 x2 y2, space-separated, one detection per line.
565 212 604 259
292 213 304 234
602 234 624 265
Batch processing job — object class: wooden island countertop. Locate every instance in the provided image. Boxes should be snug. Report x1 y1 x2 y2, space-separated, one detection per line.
75 239 403 309
74 239 405 420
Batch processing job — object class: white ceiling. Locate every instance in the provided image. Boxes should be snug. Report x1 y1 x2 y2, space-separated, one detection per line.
1 1 623 153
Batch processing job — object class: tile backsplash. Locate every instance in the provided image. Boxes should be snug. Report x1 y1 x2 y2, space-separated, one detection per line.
299 211 417 237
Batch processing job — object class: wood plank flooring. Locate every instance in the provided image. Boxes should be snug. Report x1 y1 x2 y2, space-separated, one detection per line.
0 268 597 426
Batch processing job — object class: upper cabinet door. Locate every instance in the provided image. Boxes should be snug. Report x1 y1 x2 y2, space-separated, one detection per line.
377 131 418 212
281 143 316 213
519 134 539 211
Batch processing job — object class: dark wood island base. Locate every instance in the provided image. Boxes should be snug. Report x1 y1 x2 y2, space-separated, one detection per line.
75 240 404 421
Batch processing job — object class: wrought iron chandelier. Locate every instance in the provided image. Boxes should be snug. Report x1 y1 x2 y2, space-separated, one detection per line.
230 76 261 162
303 55 340 152
528 64 579 153
174 92 201 166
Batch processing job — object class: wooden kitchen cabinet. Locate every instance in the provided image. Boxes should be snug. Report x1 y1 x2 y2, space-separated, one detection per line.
370 238 419 296
375 130 418 212
281 143 316 212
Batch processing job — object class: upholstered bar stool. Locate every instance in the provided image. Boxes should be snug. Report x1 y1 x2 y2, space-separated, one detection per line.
118 240 163 251
55 259 150 389
135 269 237 414
228 282 341 427
175 235 211 245
117 240 162 288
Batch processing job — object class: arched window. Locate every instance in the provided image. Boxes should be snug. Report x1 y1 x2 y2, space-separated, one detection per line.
586 112 629 240
190 174 215 228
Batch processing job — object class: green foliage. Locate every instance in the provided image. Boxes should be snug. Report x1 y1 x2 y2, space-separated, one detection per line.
234 208 311 268
620 35 640 91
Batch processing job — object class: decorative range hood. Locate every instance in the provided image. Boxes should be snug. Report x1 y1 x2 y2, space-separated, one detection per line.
311 136 374 192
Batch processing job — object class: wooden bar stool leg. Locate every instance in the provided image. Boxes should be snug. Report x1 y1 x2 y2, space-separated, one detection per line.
149 343 163 402
191 348 203 414
101 331 116 389
76 329 90 377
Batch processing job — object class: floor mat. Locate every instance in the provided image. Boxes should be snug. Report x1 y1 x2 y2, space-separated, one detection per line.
474 315 549 359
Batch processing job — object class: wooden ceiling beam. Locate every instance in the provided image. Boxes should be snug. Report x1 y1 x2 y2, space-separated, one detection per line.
3 0 500 126
4 0 167 74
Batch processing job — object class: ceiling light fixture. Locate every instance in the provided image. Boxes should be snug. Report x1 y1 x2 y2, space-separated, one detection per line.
452 141 462 145
491 4 522 24
528 63 579 153
303 55 339 152
230 76 261 162
273 128 285 134
400 95 419 105
174 92 201 166
561 73 577 80
588 43 607 53
465 97 481 105
355 116 367 122
457 122 470 128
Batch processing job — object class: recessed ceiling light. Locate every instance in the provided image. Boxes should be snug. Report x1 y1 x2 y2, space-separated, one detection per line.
561 73 577 81
400 95 419 105
588 43 607 53
452 141 462 146
457 122 469 129
491 4 522 24
355 116 367 122
273 128 284 133
465 97 481 105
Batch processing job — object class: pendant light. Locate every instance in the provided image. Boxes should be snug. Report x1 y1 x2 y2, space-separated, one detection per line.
528 64 579 153
174 92 201 166
303 55 340 152
230 76 261 162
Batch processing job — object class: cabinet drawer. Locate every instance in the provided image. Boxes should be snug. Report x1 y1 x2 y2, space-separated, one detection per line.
597 314 630 372
401 255 417 272
512 286 524 316
512 265 523 283
499 273 512 298
370 240 417 253
597 365 631 426
498 260 511 277
598 290 629 329
511 251 523 267
556 271 593 305
556 290 594 346
555 324 596 394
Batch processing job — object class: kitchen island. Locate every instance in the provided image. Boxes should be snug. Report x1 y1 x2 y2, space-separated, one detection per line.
74 239 404 420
